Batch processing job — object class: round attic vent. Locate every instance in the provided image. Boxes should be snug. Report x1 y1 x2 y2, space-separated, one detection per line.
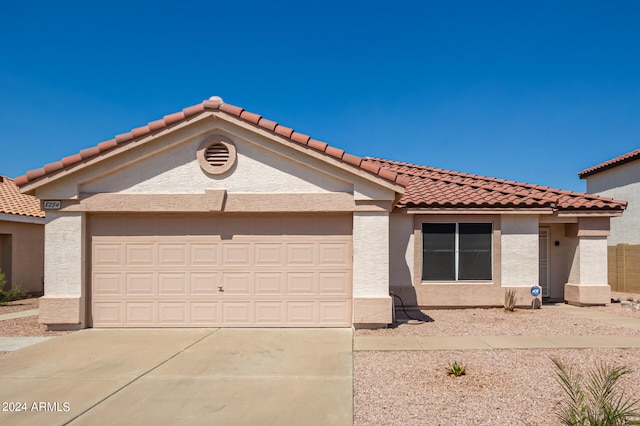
197 134 237 175
205 143 230 167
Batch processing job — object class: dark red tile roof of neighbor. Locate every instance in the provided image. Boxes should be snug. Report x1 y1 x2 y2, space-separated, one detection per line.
0 176 44 218
14 97 410 188
578 148 640 178
368 158 627 211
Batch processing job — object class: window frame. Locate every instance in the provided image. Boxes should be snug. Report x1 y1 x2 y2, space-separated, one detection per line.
421 222 493 282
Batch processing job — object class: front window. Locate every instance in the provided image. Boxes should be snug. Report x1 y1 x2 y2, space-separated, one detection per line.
422 223 492 281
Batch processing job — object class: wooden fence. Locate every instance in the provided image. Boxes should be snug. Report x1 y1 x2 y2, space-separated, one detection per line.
609 244 640 294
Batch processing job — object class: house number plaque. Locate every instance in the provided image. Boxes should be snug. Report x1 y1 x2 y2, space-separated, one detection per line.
43 200 62 210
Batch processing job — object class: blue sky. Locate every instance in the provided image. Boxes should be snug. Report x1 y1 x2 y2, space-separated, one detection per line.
1 1 638 192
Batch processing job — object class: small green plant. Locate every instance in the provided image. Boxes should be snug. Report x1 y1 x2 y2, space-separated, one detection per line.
0 268 6 290
446 361 466 377
0 268 27 304
504 288 518 312
552 358 640 425
0 284 27 303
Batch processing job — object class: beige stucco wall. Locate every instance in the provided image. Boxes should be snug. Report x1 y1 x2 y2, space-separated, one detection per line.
564 217 611 305
500 215 539 288
0 219 44 294
569 237 609 285
44 212 84 297
82 126 352 195
389 213 414 288
585 161 640 245
353 212 390 297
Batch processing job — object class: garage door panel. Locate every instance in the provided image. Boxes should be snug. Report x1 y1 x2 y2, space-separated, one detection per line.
318 272 350 295
126 244 155 266
93 244 123 266
318 243 349 265
319 302 350 324
125 273 156 295
254 302 284 324
91 214 352 328
158 302 188 325
222 272 252 294
287 243 315 265
158 244 188 266
190 244 218 265
191 302 219 325
222 302 252 324
254 273 284 295
287 273 316 295
93 302 123 325
125 302 156 325
93 273 123 296
287 302 316 324
254 243 284 266
222 244 251 266
190 273 219 294
158 273 188 295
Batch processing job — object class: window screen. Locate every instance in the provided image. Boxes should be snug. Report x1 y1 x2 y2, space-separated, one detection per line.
422 223 492 281
422 223 456 280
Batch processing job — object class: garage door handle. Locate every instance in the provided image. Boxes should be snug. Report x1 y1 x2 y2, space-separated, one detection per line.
218 285 224 292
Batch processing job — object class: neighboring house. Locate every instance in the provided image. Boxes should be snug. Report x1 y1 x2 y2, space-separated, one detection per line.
0 175 45 294
579 149 640 245
579 149 640 294
16 97 626 330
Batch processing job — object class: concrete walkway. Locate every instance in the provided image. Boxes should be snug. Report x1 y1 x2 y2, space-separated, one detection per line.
354 303 640 351
0 309 39 321
0 309 43 352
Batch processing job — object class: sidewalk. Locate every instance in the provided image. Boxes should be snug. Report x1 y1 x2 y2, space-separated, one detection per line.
0 308 42 352
0 309 39 321
354 303 640 351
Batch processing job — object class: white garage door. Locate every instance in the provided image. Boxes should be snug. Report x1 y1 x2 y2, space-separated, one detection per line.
90 214 352 327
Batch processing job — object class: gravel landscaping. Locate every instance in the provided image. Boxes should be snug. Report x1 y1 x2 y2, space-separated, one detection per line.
354 297 640 426
0 298 74 356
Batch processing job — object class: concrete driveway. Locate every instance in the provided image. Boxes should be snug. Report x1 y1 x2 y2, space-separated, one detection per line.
0 328 352 425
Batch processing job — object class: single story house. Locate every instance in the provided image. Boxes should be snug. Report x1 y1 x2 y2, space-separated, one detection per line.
16 97 626 329
579 149 640 246
0 175 45 294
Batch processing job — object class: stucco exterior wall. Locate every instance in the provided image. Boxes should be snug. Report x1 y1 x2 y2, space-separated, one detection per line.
585 161 640 245
500 215 539 288
352 211 392 326
0 220 44 294
82 127 352 195
574 237 609 285
44 212 84 296
353 212 389 297
389 213 414 288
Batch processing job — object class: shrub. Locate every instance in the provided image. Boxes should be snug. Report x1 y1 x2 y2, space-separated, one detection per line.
552 358 640 425
0 268 27 304
446 361 466 377
504 288 518 312
0 268 6 290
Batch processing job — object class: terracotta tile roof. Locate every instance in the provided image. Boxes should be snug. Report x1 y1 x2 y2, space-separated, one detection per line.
368 158 627 211
0 176 44 218
578 148 640 178
15 97 409 188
